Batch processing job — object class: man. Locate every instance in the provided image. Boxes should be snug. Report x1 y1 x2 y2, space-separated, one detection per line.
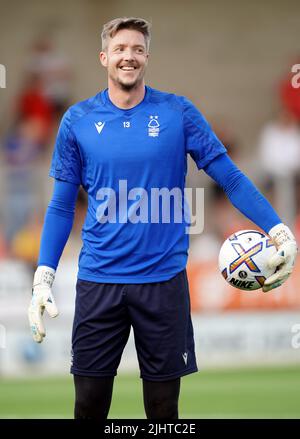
28 17 297 419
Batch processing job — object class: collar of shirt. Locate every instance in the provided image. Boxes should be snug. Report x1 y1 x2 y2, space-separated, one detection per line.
100 85 151 116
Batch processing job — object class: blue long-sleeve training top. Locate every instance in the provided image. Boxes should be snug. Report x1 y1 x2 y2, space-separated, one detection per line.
38 86 281 281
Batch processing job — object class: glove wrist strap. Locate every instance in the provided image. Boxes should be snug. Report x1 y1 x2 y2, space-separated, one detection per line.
268 223 296 247
33 266 56 288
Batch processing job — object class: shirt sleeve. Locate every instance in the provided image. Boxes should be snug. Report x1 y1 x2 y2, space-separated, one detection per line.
38 179 79 270
49 110 82 185
182 97 227 169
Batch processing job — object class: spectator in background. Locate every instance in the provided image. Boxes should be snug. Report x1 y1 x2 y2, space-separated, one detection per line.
3 127 43 241
3 116 49 241
16 73 54 143
1 35 72 246
26 36 72 118
258 108 300 181
3 72 55 242
258 108 300 226
10 211 44 273
5 72 55 166
5 117 49 166
279 56 300 123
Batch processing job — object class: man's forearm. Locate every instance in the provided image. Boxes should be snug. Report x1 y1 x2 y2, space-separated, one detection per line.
225 172 281 233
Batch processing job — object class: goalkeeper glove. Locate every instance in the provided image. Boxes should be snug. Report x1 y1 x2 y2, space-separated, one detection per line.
263 223 298 292
28 266 59 343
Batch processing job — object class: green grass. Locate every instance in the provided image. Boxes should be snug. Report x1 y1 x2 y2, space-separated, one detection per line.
0 365 300 418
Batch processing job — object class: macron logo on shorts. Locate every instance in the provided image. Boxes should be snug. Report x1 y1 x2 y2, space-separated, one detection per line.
95 121 105 134
182 352 188 366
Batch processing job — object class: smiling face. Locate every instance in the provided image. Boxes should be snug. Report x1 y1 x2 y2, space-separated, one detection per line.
100 28 149 91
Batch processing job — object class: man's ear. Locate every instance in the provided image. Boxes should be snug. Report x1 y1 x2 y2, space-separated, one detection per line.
99 51 108 67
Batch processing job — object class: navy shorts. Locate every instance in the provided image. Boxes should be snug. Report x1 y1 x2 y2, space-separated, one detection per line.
70 269 198 381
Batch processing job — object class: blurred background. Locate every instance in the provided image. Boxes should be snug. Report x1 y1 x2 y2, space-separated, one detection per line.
0 0 300 418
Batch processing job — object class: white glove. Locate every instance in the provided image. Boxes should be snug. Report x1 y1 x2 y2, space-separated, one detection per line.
263 223 298 292
28 266 59 343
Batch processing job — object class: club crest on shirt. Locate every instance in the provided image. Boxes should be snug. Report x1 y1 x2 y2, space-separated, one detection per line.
148 115 160 137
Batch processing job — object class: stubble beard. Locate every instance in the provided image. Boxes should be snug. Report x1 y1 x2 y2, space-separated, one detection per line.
118 79 141 91
110 66 145 91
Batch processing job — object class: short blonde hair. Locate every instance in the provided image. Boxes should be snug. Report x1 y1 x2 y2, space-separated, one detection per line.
101 17 151 52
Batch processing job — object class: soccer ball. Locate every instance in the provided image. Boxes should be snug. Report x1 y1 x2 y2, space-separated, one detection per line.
218 230 277 291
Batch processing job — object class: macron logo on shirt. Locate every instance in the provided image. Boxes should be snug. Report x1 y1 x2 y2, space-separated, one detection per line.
95 121 105 134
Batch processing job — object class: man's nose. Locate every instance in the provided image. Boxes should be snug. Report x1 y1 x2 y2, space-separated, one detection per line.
123 49 135 61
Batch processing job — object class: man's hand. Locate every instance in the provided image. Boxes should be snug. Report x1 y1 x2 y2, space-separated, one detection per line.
28 266 59 343
263 223 298 292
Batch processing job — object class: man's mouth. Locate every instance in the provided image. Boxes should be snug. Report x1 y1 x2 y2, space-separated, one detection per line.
119 66 137 71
